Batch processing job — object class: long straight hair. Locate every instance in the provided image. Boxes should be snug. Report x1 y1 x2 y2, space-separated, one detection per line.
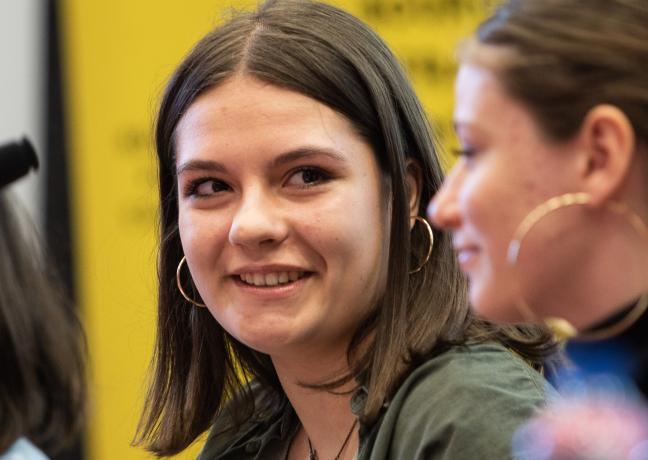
0 193 86 454
136 1 556 456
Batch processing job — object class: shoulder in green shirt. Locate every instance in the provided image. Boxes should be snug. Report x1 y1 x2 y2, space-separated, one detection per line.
360 342 550 459
199 342 551 460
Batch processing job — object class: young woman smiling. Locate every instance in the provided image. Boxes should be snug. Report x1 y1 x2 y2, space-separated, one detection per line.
429 0 648 391
429 1 648 456
136 1 556 459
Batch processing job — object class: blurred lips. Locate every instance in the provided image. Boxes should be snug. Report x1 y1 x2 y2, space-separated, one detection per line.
453 242 479 270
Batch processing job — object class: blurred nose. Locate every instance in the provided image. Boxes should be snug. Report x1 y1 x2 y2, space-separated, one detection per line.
229 187 288 250
428 164 463 230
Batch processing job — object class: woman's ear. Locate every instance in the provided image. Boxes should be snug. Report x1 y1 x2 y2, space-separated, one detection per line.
579 105 636 207
405 159 423 228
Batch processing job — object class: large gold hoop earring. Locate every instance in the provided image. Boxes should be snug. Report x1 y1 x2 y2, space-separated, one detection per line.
409 216 434 274
507 192 648 342
176 256 206 308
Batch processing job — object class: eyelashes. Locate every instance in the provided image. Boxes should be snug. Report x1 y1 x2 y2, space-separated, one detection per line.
183 178 229 198
453 147 478 159
181 166 333 199
286 166 332 188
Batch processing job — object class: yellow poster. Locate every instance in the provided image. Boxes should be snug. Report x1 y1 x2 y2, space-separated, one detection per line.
61 1 486 458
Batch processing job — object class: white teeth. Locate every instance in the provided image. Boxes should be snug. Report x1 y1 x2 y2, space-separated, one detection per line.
265 273 279 286
253 273 265 286
238 271 305 287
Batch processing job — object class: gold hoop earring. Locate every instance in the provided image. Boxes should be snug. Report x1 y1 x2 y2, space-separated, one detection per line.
176 256 206 308
409 216 434 274
507 192 648 342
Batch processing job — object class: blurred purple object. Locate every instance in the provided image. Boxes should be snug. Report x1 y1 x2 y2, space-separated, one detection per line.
512 384 648 460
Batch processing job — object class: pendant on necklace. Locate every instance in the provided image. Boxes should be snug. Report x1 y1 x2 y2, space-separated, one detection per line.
308 438 318 460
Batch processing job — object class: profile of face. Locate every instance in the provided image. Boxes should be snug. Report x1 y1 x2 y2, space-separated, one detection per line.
429 64 584 323
174 75 388 358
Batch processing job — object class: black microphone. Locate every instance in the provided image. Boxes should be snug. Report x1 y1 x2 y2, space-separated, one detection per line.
0 137 39 189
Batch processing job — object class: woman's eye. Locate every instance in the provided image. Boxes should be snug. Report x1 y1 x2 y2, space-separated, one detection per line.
186 178 229 198
286 167 331 188
453 147 477 159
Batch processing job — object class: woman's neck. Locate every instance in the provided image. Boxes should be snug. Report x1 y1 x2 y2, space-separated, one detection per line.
547 208 648 331
272 350 359 460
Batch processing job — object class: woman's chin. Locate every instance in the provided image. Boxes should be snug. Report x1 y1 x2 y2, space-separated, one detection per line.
469 288 528 324
231 330 295 356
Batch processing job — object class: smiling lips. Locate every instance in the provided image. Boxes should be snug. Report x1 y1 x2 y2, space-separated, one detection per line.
454 245 479 269
237 271 308 287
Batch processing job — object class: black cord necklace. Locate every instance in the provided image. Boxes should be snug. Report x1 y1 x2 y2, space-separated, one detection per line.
307 419 358 460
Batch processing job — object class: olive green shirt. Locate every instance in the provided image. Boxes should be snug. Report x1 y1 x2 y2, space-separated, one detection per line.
198 342 550 460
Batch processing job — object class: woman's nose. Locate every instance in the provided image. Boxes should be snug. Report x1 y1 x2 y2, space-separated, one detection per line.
228 189 288 250
428 168 463 230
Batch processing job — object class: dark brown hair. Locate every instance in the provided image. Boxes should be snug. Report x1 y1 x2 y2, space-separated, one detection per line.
0 193 86 454
137 0 555 456
464 0 648 147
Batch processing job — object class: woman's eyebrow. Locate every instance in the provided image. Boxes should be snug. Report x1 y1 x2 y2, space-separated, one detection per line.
271 147 348 168
176 159 227 176
176 147 348 176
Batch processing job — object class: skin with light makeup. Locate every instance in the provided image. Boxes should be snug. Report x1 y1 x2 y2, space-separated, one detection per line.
430 63 584 324
176 76 387 364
